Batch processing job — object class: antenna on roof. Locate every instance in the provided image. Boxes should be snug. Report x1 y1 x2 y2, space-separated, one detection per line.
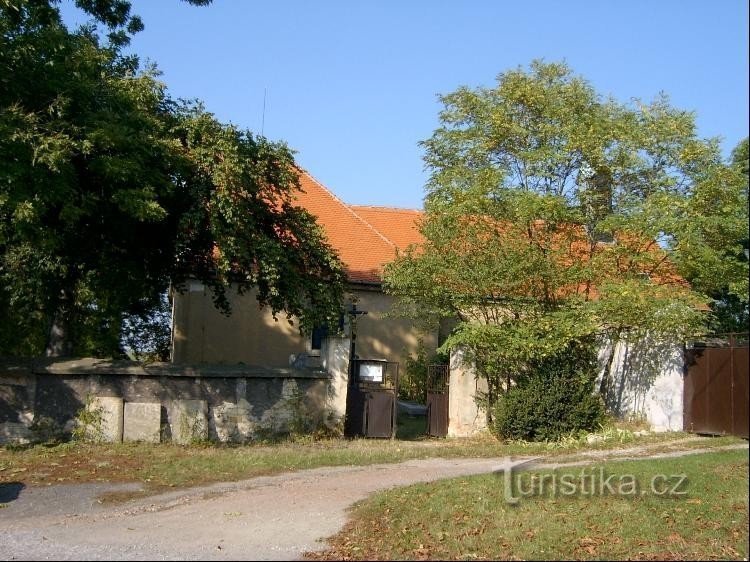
261 87 267 137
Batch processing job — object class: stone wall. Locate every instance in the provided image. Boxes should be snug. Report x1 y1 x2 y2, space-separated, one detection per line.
0 359 336 445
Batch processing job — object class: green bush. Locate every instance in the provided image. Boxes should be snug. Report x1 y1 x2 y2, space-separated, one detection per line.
72 394 106 443
492 342 605 442
398 341 450 403
399 343 429 402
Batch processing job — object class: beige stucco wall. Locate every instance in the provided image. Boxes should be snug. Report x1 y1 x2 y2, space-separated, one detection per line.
172 282 308 366
596 338 685 431
448 347 489 437
350 288 437 364
171 282 437 367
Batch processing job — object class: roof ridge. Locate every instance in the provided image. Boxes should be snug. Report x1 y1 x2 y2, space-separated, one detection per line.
349 204 423 213
298 169 397 250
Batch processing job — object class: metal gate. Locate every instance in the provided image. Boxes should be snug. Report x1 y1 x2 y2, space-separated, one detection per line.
344 359 399 438
684 333 748 438
426 364 449 437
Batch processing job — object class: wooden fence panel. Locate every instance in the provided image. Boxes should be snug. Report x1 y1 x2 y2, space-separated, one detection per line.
684 337 749 438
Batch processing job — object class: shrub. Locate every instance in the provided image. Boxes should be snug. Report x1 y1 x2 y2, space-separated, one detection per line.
492 342 605 442
399 343 429 402
399 341 450 403
72 394 106 443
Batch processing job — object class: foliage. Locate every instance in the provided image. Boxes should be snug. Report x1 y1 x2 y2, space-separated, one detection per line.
704 137 749 333
398 340 450 403
71 394 105 442
401 345 427 401
120 292 172 361
732 137 749 177
385 60 746 412
399 340 429 402
284 407 345 444
169 108 345 331
0 0 344 358
491 342 605 441
707 291 749 334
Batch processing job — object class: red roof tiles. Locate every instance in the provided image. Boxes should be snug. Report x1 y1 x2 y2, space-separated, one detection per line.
292 171 689 303
348 205 424 252
293 171 420 284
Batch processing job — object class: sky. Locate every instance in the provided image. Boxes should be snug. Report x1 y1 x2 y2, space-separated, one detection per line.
61 0 749 210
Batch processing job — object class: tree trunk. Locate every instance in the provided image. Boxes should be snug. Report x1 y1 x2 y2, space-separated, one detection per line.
598 336 618 407
485 374 495 426
45 290 73 357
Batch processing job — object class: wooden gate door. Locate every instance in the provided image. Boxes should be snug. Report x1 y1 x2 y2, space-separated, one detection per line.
344 360 399 439
684 334 749 438
426 364 449 437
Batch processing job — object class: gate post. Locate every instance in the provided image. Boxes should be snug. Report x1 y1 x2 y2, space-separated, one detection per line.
447 348 488 437
322 336 350 423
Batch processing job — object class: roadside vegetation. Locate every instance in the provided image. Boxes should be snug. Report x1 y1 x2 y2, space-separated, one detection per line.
0 420 743 502
308 448 749 561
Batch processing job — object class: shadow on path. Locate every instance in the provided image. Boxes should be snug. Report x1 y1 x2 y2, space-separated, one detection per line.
0 482 25 503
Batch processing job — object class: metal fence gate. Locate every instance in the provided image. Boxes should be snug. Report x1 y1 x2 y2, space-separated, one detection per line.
344 359 399 439
684 333 749 438
426 364 449 437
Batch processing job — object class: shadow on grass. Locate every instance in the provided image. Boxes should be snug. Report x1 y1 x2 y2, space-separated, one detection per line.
396 414 427 441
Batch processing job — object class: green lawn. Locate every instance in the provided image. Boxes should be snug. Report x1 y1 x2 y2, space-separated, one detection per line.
0 420 742 502
309 448 749 560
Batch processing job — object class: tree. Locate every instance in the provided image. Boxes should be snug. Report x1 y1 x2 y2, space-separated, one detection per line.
385 61 746 414
0 0 345 358
700 137 749 333
730 137 749 177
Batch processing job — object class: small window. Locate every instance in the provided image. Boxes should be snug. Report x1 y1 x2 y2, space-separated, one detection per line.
310 325 328 353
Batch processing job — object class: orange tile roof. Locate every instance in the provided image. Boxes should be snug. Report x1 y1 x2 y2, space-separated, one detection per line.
293 170 415 284
348 205 424 251
291 170 693 305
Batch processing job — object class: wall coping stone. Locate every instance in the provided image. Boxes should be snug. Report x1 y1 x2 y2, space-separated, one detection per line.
0 358 328 379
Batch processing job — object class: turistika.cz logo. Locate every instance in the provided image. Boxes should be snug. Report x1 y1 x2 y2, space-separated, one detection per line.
495 458 689 504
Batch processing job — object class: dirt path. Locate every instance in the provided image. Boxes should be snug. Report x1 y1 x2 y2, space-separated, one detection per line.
1 440 746 561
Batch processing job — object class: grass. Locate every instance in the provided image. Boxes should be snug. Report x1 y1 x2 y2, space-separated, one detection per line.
308 449 749 560
557 434 745 461
0 417 742 502
395 414 427 440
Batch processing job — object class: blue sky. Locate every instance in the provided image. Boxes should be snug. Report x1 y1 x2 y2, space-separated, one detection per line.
61 0 749 209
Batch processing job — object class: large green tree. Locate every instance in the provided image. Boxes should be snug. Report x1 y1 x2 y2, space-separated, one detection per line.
701 137 749 333
385 61 748 412
0 0 344 358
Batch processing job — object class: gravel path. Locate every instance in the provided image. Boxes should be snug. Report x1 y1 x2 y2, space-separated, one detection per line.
1 440 746 561
0 456 515 561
